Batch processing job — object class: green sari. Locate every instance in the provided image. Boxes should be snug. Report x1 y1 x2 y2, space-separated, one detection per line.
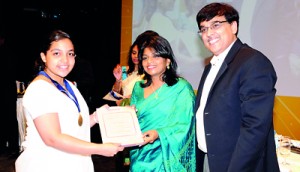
130 78 196 172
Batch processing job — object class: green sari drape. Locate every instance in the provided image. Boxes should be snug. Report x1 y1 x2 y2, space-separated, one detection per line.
129 78 196 172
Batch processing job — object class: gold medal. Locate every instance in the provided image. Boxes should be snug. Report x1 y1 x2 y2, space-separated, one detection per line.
78 113 83 126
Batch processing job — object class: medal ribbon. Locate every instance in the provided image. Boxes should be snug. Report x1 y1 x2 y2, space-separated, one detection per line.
39 71 81 113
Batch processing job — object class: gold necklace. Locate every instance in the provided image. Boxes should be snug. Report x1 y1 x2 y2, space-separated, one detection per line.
151 83 164 99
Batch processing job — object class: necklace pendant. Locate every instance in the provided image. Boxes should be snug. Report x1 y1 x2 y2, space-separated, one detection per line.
78 113 83 126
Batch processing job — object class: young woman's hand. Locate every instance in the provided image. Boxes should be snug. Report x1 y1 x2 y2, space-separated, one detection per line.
113 64 122 81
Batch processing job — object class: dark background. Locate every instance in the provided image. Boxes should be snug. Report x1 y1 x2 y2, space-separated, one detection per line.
1 0 122 150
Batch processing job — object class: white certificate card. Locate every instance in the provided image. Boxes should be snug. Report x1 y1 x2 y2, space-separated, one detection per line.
96 106 144 147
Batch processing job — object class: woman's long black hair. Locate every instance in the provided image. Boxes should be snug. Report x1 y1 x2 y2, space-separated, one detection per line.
127 30 159 75
138 35 179 88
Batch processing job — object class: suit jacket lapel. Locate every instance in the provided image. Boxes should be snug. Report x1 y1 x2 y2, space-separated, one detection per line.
211 39 244 89
195 64 211 111
195 39 244 110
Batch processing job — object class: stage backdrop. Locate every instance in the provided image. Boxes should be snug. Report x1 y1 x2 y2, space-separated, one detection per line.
132 0 300 97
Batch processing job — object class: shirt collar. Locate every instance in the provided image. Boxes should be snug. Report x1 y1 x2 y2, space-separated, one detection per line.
210 41 235 66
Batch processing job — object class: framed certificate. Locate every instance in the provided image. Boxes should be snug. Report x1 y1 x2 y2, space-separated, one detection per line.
96 106 144 147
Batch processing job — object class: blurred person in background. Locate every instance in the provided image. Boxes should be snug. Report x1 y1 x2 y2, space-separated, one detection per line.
111 30 158 106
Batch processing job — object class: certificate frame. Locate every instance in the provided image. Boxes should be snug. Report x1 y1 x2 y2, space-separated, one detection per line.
96 106 144 147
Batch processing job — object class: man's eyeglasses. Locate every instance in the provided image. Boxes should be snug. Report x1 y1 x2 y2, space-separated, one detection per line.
198 21 228 35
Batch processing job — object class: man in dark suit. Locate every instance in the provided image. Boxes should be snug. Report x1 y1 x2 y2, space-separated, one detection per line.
194 3 279 172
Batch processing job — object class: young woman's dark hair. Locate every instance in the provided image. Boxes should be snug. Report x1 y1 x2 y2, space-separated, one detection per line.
138 35 179 88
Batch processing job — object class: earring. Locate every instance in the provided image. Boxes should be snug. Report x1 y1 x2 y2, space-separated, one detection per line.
167 65 170 70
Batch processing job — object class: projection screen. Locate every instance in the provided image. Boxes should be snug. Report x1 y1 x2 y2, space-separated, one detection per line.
132 0 300 97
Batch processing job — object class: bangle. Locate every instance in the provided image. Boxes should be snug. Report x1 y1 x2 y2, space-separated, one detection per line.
93 113 98 123
116 79 122 83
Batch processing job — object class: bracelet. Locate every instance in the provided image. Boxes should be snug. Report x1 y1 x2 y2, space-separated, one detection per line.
93 113 98 123
116 79 122 83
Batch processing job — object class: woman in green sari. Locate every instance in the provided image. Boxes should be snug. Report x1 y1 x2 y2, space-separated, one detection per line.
130 34 196 172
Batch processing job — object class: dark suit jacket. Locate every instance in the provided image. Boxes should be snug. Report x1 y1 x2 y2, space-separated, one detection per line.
195 39 280 172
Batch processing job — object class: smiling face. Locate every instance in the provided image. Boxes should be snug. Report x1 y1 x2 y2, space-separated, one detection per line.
142 47 170 80
200 16 237 56
41 38 76 82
